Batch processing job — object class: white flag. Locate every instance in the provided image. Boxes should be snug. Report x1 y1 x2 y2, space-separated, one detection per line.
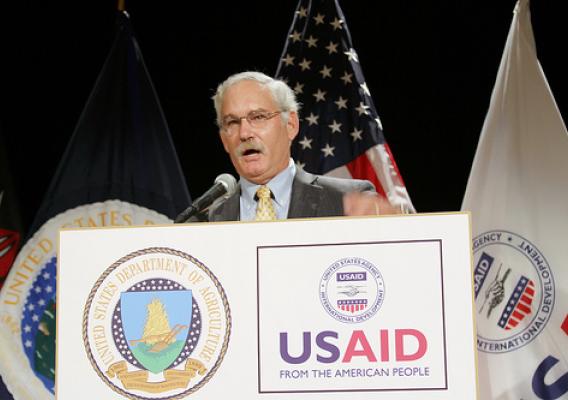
462 0 568 398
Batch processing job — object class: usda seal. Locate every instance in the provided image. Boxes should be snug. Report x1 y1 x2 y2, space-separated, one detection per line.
319 257 385 323
83 247 231 399
473 230 555 354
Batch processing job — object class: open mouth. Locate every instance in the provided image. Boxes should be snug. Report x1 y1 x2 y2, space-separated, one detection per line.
237 140 265 159
243 148 261 156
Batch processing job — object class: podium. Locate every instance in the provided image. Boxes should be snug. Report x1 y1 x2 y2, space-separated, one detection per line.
57 213 478 399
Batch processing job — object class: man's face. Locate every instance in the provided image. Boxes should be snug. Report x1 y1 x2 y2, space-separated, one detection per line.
219 80 299 185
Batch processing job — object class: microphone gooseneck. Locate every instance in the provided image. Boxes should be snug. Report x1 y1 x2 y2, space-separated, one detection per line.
174 173 237 223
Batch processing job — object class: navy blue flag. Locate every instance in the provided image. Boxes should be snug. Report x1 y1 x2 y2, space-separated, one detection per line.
0 11 190 399
276 0 414 211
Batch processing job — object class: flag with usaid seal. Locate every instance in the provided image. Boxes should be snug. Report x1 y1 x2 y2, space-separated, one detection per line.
0 10 191 399
275 0 414 213
462 0 568 398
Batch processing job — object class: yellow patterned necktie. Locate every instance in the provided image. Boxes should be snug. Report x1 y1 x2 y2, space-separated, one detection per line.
255 185 277 221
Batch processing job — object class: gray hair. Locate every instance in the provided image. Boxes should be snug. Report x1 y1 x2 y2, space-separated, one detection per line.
212 71 300 127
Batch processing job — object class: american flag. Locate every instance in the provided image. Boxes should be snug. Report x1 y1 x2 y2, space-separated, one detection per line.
498 276 535 330
276 0 414 212
338 299 367 313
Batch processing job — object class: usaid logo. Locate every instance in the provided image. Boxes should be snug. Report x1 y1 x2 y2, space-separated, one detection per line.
473 231 555 353
319 257 385 323
337 272 366 282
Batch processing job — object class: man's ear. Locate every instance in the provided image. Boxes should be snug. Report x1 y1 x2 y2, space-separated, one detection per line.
286 111 300 142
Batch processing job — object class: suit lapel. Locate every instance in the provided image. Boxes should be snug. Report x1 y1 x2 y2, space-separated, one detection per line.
210 187 240 221
288 169 323 218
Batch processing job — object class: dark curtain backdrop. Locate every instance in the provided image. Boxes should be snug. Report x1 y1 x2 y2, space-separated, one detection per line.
2 0 568 230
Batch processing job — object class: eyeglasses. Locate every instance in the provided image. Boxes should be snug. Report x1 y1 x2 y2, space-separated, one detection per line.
221 110 282 136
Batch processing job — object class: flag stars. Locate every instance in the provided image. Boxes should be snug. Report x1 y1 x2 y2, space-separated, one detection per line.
325 41 338 54
319 65 332 78
293 82 304 94
305 112 320 125
334 96 348 109
299 136 313 149
34 286 42 293
340 72 353 85
313 13 325 25
282 53 295 66
328 120 342 133
356 102 370 115
313 89 327 102
299 58 312 71
330 17 343 30
321 143 336 157
305 35 318 48
24 325 31 333
28 304 35 311
45 285 53 293
360 82 371 96
32 314 39 322
289 30 302 43
25 340 32 348
295 160 306 169
297 6 308 18
350 128 363 141
344 48 359 62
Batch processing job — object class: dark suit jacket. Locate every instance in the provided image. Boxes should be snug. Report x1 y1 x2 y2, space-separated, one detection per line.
207 169 374 222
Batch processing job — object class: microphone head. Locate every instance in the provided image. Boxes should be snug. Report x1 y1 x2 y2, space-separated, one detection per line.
214 173 237 197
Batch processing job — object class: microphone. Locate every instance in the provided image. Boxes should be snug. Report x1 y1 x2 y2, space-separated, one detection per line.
174 173 237 223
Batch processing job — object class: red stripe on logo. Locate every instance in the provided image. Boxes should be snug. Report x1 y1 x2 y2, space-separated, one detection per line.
517 302 531 314
562 315 568 336
520 294 533 305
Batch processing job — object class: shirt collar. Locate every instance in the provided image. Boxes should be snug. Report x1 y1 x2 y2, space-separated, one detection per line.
240 159 296 207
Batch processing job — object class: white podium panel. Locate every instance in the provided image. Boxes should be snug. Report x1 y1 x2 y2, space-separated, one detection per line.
57 213 478 399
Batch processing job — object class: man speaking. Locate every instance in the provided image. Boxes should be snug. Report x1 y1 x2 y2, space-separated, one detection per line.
178 71 400 223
